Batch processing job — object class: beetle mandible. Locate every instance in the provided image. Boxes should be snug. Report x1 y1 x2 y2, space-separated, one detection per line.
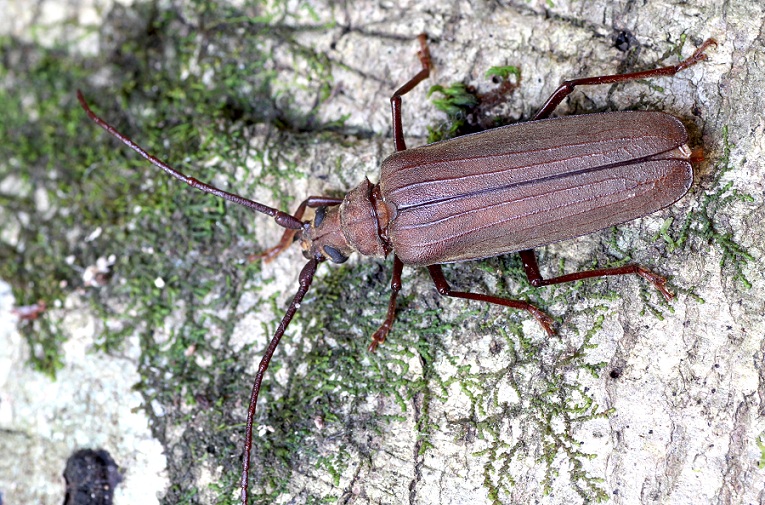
77 34 716 503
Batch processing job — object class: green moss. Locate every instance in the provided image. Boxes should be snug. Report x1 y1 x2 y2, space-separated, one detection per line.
0 39 100 375
240 260 452 501
0 0 339 376
426 66 521 143
438 255 614 503
757 432 765 469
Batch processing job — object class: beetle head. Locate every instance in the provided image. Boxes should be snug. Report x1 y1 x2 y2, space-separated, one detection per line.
301 205 354 263
300 179 391 264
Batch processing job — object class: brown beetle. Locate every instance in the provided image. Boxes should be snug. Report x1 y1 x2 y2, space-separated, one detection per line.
77 34 715 503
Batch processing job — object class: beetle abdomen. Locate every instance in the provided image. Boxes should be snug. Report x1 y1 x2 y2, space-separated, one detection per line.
379 111 692 266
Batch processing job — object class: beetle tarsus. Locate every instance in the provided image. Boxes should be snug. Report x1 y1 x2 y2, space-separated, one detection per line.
530 308 556 336
636 267 674 302
677 38 717 72
416 33 431 71
249 237 296 264
368 329 387 353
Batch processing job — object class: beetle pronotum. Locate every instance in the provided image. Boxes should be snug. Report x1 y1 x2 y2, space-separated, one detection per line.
77 34 715 503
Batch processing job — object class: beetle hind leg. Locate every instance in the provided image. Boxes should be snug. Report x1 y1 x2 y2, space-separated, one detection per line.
519 250 673 301
533 38 716 120
427 265 556 336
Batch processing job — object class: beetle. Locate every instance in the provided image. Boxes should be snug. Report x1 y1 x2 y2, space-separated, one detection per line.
77 34 715 503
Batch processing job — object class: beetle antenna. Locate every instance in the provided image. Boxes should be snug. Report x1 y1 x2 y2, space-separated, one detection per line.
240 257 319 504
76 90 304 230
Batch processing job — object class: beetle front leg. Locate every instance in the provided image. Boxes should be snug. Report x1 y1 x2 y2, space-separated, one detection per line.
427 265 555 336
518 249 673 301
249 196 344 263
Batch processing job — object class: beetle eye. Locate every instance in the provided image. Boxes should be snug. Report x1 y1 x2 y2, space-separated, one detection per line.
314 206 326 227
323 245 348 263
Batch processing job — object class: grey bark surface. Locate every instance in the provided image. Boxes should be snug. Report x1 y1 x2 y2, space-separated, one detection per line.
1 1 764 504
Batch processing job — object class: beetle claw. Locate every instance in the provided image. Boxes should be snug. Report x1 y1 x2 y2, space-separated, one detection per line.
368 327 389 353
636 267 674 302
529 307 556 336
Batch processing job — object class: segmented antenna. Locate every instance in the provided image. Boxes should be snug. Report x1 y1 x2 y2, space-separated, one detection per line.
76 90 304 230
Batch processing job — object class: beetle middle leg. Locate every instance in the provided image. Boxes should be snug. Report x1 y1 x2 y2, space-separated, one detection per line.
368 34 432 351
368 256 404 352
390 33 432 152
427 265 556 336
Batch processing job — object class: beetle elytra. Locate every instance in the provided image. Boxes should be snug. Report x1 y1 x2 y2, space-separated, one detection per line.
77 34 716 503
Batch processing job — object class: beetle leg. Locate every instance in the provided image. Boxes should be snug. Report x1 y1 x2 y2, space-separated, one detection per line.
368 256 404 352
250 196 343 263
241 257 320 505
427 265 555 336
390 33 432 152
533 38 717 120
518 249 673 302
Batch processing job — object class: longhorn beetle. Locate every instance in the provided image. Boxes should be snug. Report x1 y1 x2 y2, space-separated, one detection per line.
77 34 716 503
